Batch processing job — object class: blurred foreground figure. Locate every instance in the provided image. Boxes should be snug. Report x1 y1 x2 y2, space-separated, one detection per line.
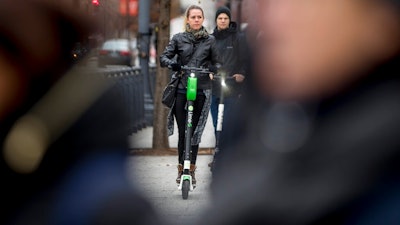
202 0 400 224
0 1 159 224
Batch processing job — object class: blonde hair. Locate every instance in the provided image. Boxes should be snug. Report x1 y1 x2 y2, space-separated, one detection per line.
183 5 204 27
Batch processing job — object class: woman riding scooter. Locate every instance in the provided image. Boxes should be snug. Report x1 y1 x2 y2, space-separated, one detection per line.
160 5 220 186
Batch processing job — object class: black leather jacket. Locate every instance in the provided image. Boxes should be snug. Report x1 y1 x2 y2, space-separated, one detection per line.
160 31 220 90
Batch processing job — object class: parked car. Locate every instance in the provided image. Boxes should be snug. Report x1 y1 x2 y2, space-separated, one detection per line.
98 39 137 67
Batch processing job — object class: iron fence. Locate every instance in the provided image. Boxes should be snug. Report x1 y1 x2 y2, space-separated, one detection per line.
101 65 156 134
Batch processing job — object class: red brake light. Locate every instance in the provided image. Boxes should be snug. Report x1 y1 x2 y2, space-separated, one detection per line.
119 51 130 56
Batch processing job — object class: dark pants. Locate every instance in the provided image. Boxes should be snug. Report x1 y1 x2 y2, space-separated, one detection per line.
174 92 206 165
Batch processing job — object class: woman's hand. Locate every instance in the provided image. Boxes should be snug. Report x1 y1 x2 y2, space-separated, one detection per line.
169 63 181 72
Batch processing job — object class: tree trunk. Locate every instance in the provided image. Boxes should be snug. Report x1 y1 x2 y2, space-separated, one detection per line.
152 0 171 150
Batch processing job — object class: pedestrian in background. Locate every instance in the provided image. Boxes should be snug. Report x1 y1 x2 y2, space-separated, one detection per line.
160 5 220 186
200 0 400 224
209 6 248 168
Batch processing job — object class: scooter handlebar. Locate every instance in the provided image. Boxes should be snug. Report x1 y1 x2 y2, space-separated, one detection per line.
180 66 213 74
212 74 235 80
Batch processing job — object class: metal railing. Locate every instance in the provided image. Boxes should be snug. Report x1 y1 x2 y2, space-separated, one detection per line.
101 65 156 134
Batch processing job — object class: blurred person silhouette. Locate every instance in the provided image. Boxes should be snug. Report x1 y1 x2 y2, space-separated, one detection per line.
0 0 160 224
200 0 400 224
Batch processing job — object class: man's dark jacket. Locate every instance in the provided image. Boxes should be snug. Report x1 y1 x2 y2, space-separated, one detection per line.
211 22 248 98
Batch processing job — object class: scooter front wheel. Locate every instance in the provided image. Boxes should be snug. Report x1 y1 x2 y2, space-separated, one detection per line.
182 180 190 199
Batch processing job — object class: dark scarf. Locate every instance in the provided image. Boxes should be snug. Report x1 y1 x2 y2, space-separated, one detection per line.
213 28 233 40
185 24 209 40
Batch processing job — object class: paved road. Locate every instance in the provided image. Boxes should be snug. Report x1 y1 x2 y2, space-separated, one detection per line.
128 155 213 225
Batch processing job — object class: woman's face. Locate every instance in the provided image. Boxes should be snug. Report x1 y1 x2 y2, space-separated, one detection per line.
187 9 204 30
254 0 400 100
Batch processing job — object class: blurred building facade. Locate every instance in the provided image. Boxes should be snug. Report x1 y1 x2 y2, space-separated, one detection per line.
58 0 252 41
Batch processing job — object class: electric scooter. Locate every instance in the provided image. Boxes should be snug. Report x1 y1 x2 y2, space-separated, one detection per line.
209 72 232 172
177 65 213 200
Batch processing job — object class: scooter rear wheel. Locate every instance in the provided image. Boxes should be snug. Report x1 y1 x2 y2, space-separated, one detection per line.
182 180 190 199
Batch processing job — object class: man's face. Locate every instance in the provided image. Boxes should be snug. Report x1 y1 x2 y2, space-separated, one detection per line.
254 0 399 100
217 13 230 30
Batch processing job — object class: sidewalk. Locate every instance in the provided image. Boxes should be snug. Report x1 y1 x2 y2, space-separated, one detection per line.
127 155 213 225
127 114 215 224
128 112 216 149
